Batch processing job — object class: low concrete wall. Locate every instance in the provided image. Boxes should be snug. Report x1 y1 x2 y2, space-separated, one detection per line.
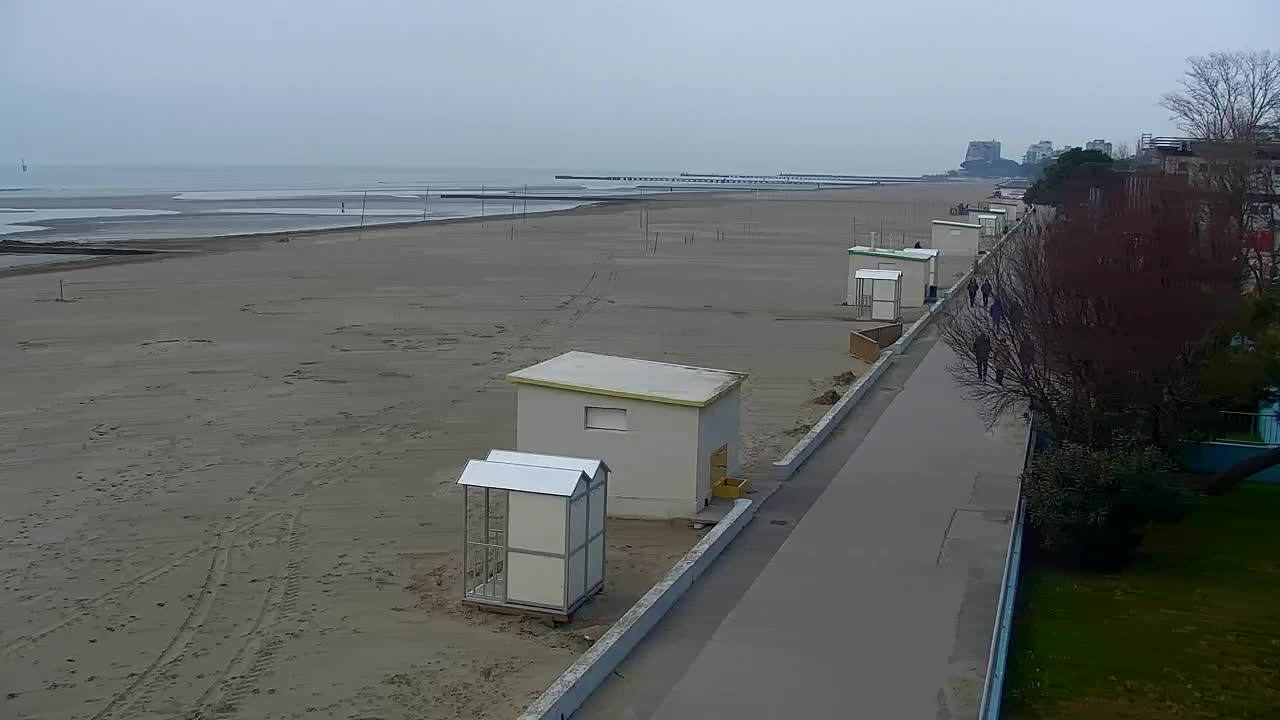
518 498 755 720
1179 440 1280 481
772 349 895 480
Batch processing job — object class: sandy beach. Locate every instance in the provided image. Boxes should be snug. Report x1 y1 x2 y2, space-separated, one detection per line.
0 183 989 719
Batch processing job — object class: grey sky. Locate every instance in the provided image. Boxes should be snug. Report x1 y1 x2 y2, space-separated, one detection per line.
3 0 1277 174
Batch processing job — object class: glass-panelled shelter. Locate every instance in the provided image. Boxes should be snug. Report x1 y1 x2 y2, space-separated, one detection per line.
458 450 608 621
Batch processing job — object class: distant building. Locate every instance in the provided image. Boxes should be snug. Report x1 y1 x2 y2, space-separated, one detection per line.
1023 140 1054 164
965 140 1002 164
994 178 1031 200
1137 133 1279 253
1085 139 1113 156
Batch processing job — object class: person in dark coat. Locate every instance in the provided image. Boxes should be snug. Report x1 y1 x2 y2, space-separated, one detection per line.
967 277 979 307
973 333 991 381
980 279 993 307
990 297 1006 331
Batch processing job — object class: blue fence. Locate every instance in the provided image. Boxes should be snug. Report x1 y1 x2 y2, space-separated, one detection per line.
977 427 1038 720
1214 411 1280 446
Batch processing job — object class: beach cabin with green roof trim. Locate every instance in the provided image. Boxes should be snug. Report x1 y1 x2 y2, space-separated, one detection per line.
847 246 930 308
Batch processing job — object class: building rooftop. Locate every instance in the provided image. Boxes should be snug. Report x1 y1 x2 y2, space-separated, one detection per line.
931 220 982 228
486 449 608 479
899 248 939 260
457 459 587 497
507 351 745 408
847 245 930 261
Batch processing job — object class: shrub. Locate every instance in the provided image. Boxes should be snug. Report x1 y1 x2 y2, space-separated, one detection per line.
1022 435 1187 568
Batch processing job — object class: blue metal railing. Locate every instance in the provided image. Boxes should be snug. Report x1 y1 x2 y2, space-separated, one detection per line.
977 426 1037 720
1216 411 1280 446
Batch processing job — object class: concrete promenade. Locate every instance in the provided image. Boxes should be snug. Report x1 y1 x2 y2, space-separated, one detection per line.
583 326 1028 719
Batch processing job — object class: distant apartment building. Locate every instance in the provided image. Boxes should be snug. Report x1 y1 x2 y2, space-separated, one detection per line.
1085 139 1113 156
965 140 1002 164
1023 140 1054 164
1137 133 1279 251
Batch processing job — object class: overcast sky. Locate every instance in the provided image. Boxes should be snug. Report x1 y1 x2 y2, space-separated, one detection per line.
2 0 1277 175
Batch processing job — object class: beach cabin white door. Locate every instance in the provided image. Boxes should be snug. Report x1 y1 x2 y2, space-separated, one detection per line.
871 278 899 321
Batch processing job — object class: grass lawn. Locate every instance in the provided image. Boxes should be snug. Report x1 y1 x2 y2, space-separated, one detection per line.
1003 482 1280 719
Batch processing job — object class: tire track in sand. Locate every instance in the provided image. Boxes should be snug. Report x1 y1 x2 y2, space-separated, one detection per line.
184 509 305 719
88 512 280 720
0 514 271 657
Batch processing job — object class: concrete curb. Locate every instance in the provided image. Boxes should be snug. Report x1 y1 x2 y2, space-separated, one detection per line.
517 498 755 720
771 348 895 480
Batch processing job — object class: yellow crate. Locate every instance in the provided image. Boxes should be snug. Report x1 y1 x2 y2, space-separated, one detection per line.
712 477 749 499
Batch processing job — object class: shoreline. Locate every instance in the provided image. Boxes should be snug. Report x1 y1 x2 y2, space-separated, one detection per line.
0 191 743 279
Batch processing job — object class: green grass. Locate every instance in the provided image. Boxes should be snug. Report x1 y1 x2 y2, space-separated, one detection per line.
1003 482 1280 719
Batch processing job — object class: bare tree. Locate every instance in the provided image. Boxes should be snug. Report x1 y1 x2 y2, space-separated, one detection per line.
1113 141 1133 159
1160 51 1280 291
945 172 1245 445
1160 50 1280 141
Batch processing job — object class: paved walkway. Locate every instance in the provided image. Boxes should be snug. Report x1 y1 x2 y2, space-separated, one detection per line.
585 332 1027 719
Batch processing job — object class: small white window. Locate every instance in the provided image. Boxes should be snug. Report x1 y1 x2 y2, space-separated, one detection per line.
585 406 627 431
950 229 961 236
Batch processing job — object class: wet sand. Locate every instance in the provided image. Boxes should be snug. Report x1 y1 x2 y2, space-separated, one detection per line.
0 183 989 719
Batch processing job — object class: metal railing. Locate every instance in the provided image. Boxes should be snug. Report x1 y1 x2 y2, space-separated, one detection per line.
1215 411 1280 446
977 425 1037 720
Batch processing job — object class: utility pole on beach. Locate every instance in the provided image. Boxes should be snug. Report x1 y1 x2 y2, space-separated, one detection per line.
423 184 430 222
358 190 368 238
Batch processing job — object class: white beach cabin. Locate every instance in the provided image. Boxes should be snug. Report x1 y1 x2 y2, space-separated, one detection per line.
847 246 929 308
458 450 607 620
850 269 902 321
508 351 745 519
981 207 1008 233
899 247 940 300
931 220 981 259
970 212 1000 238
987 199 1022 225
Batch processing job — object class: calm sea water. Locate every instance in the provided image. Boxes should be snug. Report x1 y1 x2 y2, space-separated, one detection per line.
0 164 653 245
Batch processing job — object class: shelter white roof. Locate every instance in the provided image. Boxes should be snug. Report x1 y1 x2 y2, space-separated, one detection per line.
507 351 745 408
983 207 1008 214
975 213 998 220
931 220 982 228
899 248 939 260
847 246 930 261
854 269 902 281
457 459 587 497
486 449 608 478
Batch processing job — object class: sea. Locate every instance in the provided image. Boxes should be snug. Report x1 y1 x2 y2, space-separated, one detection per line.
0 165 660 252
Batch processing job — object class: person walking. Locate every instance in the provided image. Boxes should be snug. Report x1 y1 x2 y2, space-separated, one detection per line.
980 278 993 308
990 296 1006 331
973 333 991 381
967 277 979 307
